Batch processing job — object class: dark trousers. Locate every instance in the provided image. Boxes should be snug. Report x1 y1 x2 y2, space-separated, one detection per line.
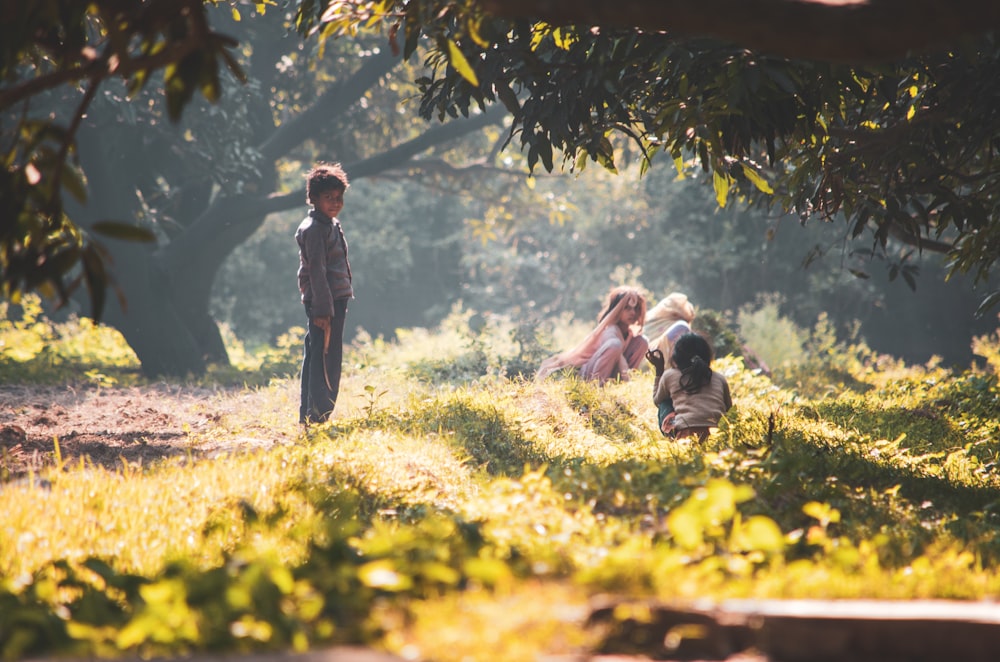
299 298 348 424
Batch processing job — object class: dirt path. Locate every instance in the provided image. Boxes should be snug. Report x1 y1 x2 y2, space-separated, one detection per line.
0 382 302 478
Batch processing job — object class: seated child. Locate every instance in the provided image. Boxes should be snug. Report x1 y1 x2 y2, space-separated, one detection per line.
537 285 648 385
644 319 692 432
644 292 696 358
649 332 732 441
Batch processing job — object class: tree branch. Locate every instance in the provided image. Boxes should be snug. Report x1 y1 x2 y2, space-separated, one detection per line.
256 48 400 162
887 223 954 254
257 104 509 214
161 104 508 275
477 0 1000 63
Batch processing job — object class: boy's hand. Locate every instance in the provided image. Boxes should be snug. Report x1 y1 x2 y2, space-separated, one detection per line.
645 348 664 373
314 316 331 351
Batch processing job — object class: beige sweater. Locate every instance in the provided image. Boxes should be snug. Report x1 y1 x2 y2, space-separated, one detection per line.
653 368 732 430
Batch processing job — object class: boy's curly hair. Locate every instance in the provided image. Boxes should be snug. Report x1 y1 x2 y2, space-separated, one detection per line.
305 162 350 204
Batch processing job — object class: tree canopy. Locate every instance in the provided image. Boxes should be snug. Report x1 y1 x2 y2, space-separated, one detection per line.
306 0 1000 312
1 0 244 316
5 0 1000 374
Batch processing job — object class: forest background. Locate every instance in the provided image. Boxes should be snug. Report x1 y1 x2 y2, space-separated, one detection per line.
3 2 998 375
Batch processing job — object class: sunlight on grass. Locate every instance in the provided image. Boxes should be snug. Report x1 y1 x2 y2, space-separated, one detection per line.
0 445 323 577
3 299 1000 659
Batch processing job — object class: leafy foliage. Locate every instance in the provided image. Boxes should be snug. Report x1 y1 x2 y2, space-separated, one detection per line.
303 1 1000 311
1 0 245 316
0 295 141 385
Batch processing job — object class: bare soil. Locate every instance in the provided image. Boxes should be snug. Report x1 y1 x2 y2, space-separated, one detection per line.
0 382 300 480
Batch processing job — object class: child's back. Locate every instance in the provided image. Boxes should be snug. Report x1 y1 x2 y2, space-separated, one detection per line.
653 333 732 439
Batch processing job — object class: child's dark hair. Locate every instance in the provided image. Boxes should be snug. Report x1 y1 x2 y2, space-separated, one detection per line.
671 333 714 394
305 162 349 204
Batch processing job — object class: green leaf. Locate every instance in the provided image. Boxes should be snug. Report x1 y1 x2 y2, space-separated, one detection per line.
713 169 730 208
60 162 88 203
739 162 773 194
81 244 108 322
495 80 521 118
672 154 686 180
975 290 1000 318
446 39 479 87
667 508 702 550
91 221 156 243
736 515 784 552
537 135 553 172
802 501 840 524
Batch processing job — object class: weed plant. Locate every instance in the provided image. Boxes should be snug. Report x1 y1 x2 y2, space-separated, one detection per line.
2 298 1000 660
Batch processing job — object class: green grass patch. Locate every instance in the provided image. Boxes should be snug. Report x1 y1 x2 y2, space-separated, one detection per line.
3 301 1000 660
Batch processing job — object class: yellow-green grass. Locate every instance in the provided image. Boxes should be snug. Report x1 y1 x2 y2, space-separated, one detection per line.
3 300 1000 661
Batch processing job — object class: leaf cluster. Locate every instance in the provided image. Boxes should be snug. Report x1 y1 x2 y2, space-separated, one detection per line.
1 0 247 317
305 1 1000 310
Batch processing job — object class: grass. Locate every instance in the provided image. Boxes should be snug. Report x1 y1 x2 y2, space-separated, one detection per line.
2 297 1000 660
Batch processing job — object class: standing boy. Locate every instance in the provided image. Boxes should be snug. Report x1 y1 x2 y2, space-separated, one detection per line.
296 162 353 424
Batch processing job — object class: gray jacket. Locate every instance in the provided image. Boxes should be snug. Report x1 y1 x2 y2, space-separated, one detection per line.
295 209 353 318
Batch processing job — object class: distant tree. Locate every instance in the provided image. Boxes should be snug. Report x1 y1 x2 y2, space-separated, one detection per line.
306 0 1000 313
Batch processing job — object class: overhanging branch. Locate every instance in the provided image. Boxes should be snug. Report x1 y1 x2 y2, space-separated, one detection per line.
256 48 400 162
477 0 1000 62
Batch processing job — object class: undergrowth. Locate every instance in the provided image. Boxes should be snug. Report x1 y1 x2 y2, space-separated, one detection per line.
2 297 1000 661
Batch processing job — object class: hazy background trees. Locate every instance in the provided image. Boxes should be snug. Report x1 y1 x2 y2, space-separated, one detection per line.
304 2 1000 318
210 150 996 369
5 1 999 376
14 4 507 377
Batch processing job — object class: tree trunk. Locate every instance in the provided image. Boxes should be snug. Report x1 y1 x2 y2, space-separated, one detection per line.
103 253 208 378
76 123 208 377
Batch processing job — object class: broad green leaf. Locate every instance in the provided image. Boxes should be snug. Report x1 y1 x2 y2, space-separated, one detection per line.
467 17 490 49
91 220 155 242
736 516 785 552
672 154 686 180
420 561 461 586
740 162 773 194
803 501 840 524
713 169 730 208
667 508 702 549
268 565 295 593
463 556 514 588
495 80 521 117
447 39 479 86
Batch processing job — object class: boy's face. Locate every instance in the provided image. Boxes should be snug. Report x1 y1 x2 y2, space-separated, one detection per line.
313 188 344 219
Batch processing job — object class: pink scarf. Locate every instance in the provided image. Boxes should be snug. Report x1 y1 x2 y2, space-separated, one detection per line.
537 289 645 380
